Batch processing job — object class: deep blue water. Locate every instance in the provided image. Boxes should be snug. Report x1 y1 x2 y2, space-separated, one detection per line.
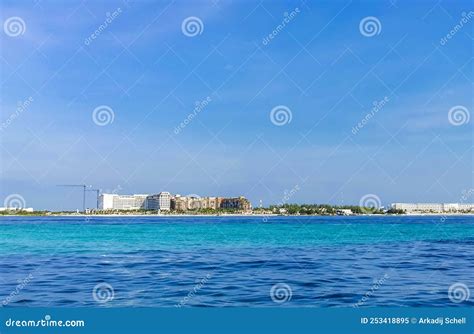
0 215 473 307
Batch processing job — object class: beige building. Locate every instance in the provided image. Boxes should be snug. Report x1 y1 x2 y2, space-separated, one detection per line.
220 196 252 211
172 195 218 210
171 195 252 212
172 195 197 211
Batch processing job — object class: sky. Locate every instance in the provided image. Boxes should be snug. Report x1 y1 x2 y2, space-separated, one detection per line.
0 0 473 211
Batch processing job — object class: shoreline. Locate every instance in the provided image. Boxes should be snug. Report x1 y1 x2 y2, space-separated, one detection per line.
1 213 474 218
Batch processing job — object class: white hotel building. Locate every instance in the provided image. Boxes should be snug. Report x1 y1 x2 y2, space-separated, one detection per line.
145 192 171 211
391 203 474 213
99 192 171 211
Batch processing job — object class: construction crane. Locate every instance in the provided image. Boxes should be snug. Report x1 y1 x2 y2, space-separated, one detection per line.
86 188 101 209
57 184 88 213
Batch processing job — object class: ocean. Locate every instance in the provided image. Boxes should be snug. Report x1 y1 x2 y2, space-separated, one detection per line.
0 215 472 307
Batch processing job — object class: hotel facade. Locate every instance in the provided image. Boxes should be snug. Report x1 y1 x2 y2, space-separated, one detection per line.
99 192 251 212
391 203 474 213
99 192 171 211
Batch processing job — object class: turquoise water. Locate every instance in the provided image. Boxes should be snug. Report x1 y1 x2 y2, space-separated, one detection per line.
0 215 473 307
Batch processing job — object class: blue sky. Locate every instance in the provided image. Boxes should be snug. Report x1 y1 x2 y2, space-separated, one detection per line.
0 0 472 211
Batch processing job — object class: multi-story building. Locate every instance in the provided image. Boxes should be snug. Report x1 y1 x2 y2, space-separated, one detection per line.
202 197 219 209
171 195 252 212
0 207 34 212
99 194 147 210
171 195 186 211
391 203 474 213
171 195 203 211
459 203 474 211
220 196 252 211
146 192 171 211
99 192 252 212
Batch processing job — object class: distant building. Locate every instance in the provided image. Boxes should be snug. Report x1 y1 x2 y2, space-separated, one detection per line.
99 194 147 210
99 192 251 212
171 195 252 212
171 195 187 211
0 207 34 212
201 196 219 209
220 196 252 211
171 195 212 211
391 203 474 213
336 209 353 216
146 192 171 211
